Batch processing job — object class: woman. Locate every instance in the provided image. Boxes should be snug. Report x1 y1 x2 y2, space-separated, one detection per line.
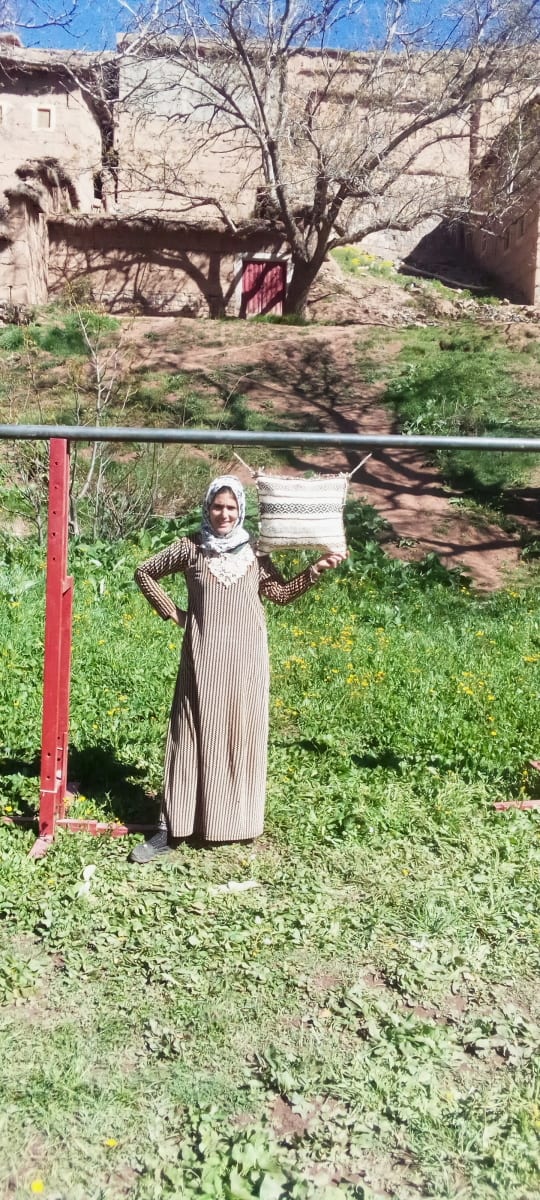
129 475 346 863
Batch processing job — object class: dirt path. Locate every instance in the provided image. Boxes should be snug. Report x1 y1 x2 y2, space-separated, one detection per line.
121 318 525 589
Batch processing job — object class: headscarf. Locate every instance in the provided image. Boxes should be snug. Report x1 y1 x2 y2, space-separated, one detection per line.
200 475 251 555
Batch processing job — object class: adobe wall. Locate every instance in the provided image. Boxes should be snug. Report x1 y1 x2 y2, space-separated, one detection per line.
0 195 48 305
47 219 287 316
0 68 103 212
117 51 472 225
470 202 539 303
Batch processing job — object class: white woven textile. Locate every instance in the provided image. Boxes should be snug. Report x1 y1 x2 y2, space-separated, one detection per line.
257 474 348 554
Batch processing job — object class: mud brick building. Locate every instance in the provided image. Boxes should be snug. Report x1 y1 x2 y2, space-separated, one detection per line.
0 32 539 315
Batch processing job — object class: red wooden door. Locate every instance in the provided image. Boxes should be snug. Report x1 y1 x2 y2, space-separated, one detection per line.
242 259 286 316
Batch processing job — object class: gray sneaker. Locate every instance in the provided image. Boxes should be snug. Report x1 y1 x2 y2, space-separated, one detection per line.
128 828 172 864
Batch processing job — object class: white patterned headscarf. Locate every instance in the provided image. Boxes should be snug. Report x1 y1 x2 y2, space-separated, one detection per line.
200 476 251 555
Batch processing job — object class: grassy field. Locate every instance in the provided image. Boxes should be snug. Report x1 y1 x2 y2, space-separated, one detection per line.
1 504 540 1199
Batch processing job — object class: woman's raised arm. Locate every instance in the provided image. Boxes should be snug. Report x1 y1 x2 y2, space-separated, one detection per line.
258 551 346 606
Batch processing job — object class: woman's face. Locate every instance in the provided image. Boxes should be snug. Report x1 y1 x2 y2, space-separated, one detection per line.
208 488 239 536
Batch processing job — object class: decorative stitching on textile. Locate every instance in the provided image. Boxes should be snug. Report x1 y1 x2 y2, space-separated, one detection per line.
260 502 344 515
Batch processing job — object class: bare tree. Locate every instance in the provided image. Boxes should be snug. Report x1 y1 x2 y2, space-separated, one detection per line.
115 0 540 312
0 0 77 34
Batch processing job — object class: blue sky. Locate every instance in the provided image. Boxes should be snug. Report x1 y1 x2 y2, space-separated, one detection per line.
22 0 126 49
21 0 457 53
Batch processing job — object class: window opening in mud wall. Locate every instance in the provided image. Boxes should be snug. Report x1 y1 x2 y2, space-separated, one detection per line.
517 215 526 240
36 107 52 129
101 123 119 205
502 227 510 252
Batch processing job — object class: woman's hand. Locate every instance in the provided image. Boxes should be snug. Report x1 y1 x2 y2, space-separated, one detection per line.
172 608 187 628
311 551 348 577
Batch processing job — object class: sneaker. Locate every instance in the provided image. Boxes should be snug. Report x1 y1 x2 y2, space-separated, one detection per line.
128 827 172 864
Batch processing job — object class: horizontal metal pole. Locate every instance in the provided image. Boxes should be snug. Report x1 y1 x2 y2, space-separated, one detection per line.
0 424 539 451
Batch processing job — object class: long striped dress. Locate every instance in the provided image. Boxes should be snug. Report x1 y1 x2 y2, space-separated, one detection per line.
134 536 316 841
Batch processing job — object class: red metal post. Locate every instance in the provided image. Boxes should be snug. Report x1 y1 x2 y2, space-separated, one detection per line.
38 438 73 841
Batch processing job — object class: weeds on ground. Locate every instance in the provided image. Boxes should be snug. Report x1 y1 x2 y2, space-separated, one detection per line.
0 505 539 1198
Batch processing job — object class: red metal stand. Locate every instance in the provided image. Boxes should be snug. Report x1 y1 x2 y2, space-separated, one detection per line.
27 437 155 856
493 762 540 811
30 439 74 854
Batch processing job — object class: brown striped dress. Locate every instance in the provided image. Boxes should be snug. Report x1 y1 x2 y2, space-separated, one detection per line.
135 536 317 841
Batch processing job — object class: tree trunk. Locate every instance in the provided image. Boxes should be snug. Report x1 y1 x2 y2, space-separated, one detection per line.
283 257 324 316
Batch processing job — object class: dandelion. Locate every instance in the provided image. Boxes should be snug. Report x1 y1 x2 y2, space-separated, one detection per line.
30 1183 45 1195
103 1137 118 1148
168 642 176 650
490 731 498 736
475 631 485 637
5 805 12 813
97 638 105 646
402 868 410 876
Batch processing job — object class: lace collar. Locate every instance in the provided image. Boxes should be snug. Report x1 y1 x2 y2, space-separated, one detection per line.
204 542 255 587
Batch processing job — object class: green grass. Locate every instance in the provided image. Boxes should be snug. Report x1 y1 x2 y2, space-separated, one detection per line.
1 509 540 1198
332 247 399 280
331 249 499 305
0 309 119 357
373 324 540 502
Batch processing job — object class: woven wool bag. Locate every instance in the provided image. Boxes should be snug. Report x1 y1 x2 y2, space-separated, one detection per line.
256 473 349 554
